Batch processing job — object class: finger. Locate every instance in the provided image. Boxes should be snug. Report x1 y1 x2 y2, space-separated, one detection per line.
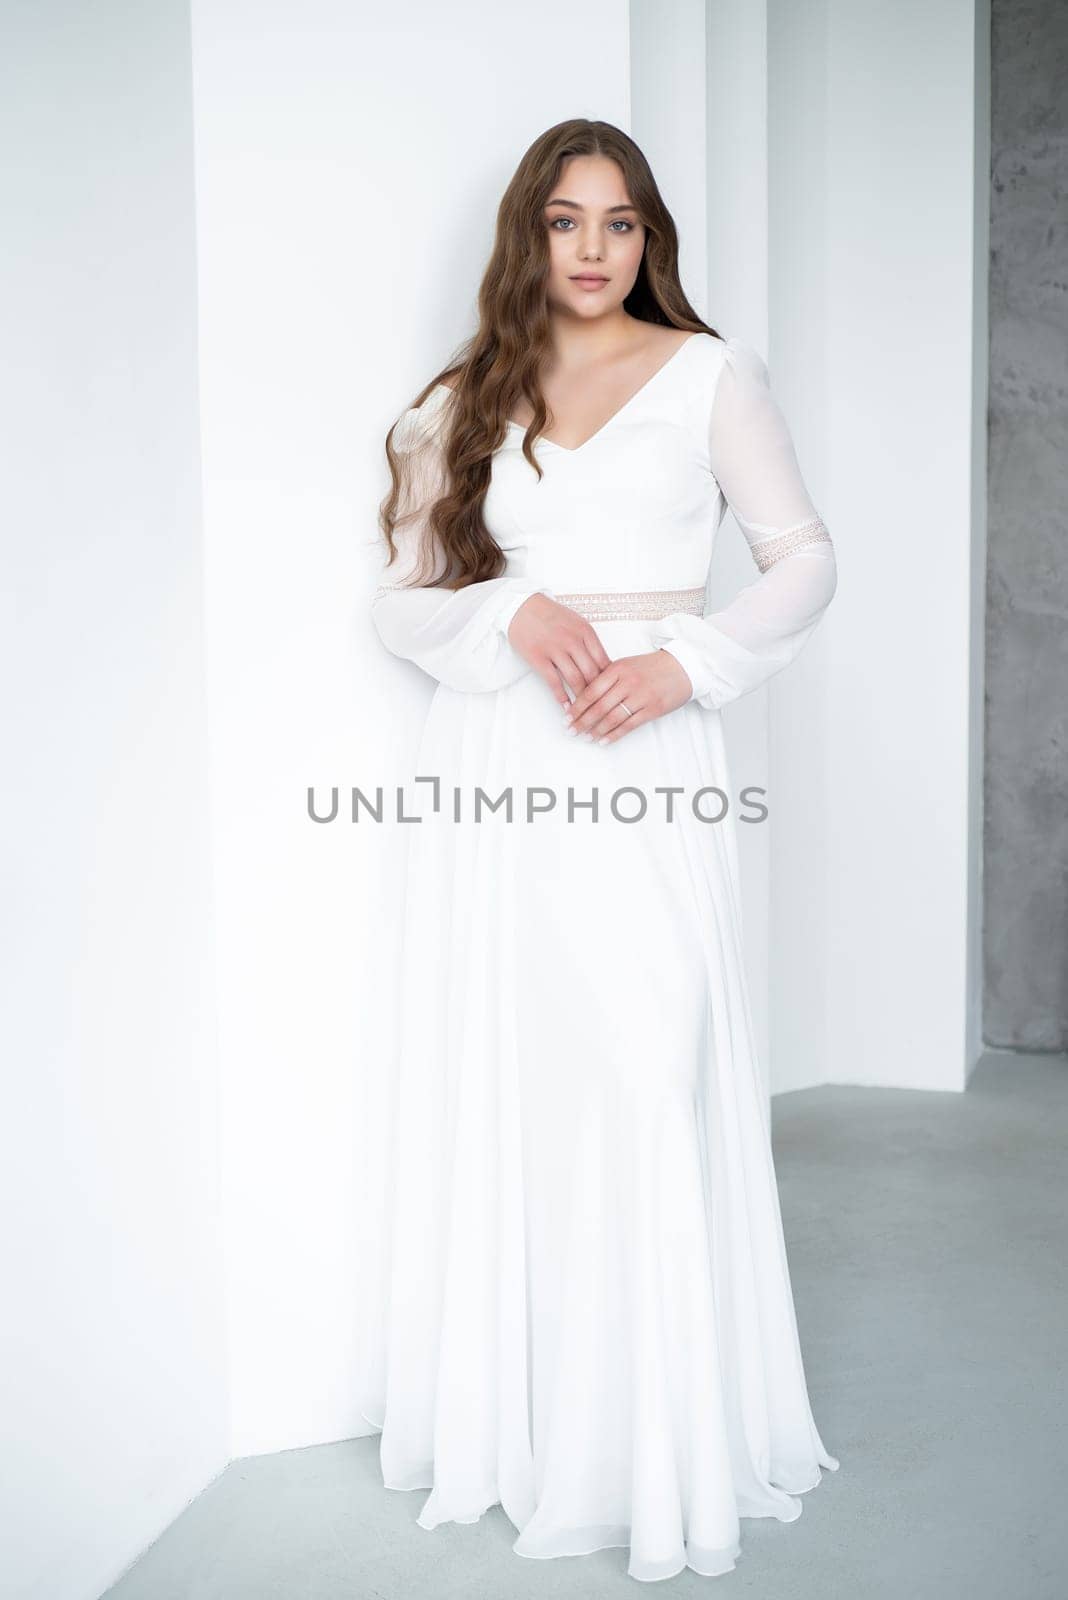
535 659 574 708
580 626 613 672
568 640 611 691
566 667 621 725
572 694 625 736
556 648 602 692
566 688 608 730
596 702 653 743
586 695 643 740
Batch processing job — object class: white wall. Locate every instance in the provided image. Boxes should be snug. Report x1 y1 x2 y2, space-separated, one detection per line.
189 0 631 1460
800 0 986 1091
0 4 227 1597
702 0 989 1097
765 0 834 1095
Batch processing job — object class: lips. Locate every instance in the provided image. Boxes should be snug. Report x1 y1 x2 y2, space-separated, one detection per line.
571 275 609 285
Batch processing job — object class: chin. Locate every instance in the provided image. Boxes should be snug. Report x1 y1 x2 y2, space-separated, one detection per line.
566 293 617 314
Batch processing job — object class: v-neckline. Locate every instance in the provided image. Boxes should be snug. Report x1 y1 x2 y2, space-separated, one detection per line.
504 331 702 456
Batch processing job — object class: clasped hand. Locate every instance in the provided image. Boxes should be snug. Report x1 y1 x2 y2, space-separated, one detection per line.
507 593 693 744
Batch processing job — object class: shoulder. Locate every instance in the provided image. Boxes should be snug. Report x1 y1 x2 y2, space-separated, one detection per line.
687 336 777 438
688 331 770 387
679 335 783 457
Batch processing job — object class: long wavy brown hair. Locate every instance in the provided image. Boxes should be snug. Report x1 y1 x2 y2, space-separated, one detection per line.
378 118 721 591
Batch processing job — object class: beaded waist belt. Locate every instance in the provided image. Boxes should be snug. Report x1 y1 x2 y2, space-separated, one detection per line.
551 585 706 623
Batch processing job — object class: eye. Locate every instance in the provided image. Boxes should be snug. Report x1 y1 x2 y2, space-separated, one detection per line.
548 216 636 232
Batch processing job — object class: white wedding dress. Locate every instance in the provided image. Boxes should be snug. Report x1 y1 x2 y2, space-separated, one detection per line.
357 330 839 1583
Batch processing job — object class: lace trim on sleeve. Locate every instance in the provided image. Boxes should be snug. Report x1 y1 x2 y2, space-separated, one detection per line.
747 516 832 573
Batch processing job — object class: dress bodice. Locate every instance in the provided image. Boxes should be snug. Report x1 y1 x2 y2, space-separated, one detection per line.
480 331 726 595
372 330 837 714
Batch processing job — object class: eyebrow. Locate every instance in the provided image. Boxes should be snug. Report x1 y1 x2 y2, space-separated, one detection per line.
544 198 637 213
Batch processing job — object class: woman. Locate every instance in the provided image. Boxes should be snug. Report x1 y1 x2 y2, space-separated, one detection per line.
358 117 839 1583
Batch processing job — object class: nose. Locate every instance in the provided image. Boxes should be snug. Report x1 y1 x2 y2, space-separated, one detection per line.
578 228 604 262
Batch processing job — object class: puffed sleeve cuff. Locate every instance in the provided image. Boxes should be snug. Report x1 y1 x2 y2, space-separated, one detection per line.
494 580 556 639
372 574 557 693
651 613 796 712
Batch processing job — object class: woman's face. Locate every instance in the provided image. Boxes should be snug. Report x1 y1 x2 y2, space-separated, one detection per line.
542 154 646 321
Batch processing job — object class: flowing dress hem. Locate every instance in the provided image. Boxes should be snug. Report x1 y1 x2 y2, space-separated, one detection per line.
359 1407 840 1583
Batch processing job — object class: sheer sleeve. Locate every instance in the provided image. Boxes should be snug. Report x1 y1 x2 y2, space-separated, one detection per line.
371 384 554 692
648 339 837 711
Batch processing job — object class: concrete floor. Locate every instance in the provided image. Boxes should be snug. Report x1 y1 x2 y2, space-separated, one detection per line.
102 1051 1068 1600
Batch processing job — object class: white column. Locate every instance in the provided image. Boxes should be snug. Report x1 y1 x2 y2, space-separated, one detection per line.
772 0 989 1091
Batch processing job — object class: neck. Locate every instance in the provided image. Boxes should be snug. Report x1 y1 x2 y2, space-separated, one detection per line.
544 308 641 369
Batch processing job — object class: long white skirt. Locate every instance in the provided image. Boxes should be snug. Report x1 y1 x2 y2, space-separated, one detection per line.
356 615 839 1583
